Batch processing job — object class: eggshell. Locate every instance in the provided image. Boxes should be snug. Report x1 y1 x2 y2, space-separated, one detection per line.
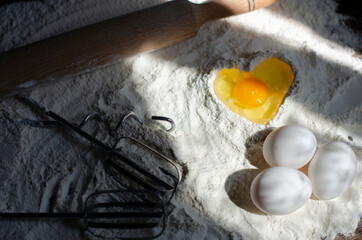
308 141 357 200
263 125 317 169
250 167 312 215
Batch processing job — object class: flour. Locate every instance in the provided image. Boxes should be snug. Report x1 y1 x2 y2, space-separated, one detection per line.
0 0 361 239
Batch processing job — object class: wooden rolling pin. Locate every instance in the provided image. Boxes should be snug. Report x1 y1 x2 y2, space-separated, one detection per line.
0 0 277 97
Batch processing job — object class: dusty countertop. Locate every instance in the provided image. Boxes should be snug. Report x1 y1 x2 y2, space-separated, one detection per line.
0 0 361 239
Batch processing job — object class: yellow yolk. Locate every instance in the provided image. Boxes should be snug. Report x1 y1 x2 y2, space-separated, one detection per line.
233 78 268 108
213 57 295 125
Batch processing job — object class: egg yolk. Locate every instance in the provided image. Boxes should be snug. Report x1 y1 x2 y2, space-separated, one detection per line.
233 77 268 108
213 57 295 124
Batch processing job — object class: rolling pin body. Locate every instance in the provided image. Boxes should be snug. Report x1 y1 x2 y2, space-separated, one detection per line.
0 0 277 97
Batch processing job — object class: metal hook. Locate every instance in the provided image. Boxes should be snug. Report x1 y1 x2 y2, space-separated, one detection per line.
151 116 175 132
78 112 104 129
113 112 143 135
122 112 143 125
114 112 175 133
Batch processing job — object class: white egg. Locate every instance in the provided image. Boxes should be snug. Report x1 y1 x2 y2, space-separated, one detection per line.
250 167 312 215
263 125 317 169
308 141 357 200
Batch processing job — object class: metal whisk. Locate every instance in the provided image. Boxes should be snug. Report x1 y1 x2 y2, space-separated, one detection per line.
0 94 181 239
17 94 180 204
0 190 166 239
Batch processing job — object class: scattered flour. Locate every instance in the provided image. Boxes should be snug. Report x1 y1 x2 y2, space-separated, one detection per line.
0 0 361 239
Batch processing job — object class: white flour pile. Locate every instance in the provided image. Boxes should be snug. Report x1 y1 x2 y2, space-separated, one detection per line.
0 0 361 239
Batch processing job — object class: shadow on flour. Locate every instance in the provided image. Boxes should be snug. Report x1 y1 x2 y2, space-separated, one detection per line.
268 0 362 53
224 128 273 215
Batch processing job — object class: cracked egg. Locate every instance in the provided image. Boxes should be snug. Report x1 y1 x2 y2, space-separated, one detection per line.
213 57 295 124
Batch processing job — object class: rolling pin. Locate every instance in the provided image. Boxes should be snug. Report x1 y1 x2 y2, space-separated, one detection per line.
0 0 278 97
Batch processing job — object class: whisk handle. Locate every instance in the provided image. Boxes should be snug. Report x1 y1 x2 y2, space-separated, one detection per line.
0 211 162 219
0 212 84 219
